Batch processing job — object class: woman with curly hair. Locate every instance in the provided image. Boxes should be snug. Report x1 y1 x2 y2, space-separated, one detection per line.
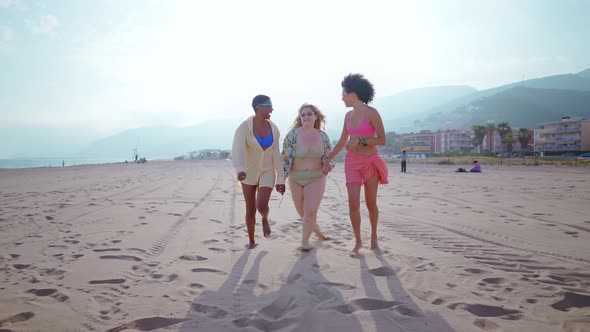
282 103 333 250
323 74 389 256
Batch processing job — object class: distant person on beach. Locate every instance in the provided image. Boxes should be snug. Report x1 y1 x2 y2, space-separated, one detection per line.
282 103 333 251
401 150 407 173
232 94 286 249
323 73 389 256
470 160 481 173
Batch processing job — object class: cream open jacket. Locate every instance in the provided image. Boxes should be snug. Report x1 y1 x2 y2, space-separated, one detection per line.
232 116 285 185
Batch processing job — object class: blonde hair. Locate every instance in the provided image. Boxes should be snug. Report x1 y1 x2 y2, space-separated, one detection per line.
292 103 326 130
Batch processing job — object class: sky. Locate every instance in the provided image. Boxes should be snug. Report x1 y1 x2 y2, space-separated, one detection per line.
1 0 589 156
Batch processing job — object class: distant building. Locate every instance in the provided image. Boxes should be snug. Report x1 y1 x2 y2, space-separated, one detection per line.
483 132 503 153
534 117 590 152
434 130 474 153
400 130 435 154
398 129 475 154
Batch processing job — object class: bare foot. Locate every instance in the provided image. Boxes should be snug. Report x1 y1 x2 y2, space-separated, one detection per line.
349 242 362 257
314 231 331 241
247 242 258 249
370 237 379 250
301 243 314 251
262 216 271 238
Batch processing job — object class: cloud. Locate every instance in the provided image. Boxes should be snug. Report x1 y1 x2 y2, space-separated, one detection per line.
1 26 13 42
26 14 59 36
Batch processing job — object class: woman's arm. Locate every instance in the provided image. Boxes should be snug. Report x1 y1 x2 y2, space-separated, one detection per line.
281 129 296 180
273 126 285 186
325 113 349 162
364 109 386 146
232 123 246 178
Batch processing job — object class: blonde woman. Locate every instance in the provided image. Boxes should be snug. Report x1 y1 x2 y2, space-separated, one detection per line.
282 103 334 250
232 94 286 249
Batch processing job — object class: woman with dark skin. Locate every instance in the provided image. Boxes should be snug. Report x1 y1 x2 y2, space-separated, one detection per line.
232 95 286 249
323 74 389 256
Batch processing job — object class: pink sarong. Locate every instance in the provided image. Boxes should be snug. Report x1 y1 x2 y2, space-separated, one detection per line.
344 151 389 185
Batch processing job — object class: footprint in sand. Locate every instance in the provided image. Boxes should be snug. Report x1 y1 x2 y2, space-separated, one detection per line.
191 268 226 275
464 268 487 274
179 255 208 262
150 273 178 282
551 292 590 311
99 255 142 262
89 279 126 284
368 266 395 277
93 248 121 252
106 317 189 332
448 303 521 318
26 288 69 302
0 311 35 325
563 231 579 237
481 277 507 285
208 247 226 253
13 264 31 270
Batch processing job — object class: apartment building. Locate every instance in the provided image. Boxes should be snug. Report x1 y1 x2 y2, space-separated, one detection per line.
400 130 435 153
434 130 474 153
534 117 590 152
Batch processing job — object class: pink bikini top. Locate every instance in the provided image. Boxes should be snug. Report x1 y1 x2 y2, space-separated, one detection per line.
347 114 375 136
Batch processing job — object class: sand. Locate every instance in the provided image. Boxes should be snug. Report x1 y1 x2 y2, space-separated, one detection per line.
0 160 589 332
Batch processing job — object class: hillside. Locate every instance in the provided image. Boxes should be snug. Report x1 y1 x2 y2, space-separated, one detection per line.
419 86 590 130
373 85 477 132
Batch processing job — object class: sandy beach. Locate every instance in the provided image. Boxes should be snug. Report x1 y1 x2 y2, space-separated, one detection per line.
0 160 589 332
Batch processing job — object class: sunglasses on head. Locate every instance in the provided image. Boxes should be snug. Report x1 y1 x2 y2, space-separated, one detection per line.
256 103 273 110
300 111 314 117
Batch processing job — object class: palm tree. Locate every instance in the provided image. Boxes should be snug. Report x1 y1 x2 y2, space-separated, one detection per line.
517 128 533 157
471 125 487 154
486 122 496 152
496 121 512 155
502 133 516 155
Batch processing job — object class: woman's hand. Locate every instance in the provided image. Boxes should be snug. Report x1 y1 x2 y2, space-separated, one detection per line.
323 161 334 175
237 172 246 181
345 138 356 151
275 184 285 195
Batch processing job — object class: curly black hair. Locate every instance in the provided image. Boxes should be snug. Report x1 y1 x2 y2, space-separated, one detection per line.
341 73 375 104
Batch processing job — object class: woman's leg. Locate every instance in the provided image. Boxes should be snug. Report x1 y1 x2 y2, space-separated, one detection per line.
256 186 273 237
241 183 258 248
364 175 380 250
346 182 363 256
301 175 327 249
288 177 304 218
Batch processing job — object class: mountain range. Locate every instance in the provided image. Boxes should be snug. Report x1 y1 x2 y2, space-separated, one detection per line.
3 68 589 159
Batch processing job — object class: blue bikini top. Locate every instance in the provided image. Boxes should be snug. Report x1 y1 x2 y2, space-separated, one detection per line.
255 130 274 150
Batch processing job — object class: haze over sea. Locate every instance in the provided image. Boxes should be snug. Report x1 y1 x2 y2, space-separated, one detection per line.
0 158 127 169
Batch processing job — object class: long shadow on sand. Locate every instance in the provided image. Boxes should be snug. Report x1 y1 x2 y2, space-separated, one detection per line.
357 252 457 332
178 249 364 331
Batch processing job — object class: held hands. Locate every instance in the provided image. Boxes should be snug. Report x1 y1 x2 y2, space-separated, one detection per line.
237 172 246 181
323 160 335 175
275 184 286 195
